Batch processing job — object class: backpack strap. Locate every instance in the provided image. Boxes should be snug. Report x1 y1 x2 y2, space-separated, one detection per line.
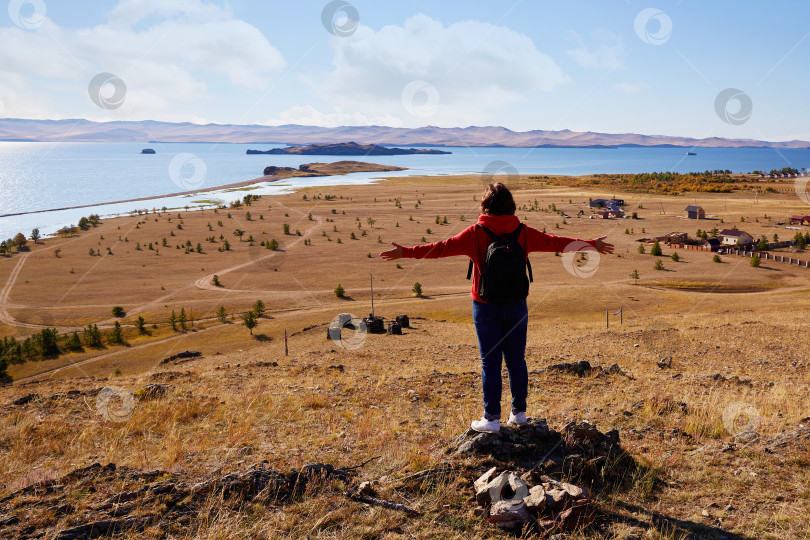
507 223 534 283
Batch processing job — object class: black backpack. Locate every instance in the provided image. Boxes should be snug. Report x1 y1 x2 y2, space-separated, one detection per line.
467 223 533 304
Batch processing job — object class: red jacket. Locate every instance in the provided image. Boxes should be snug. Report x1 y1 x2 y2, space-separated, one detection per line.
401 214 595 302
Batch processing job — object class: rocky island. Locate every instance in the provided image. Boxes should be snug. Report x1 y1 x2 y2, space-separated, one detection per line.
246 141 451 156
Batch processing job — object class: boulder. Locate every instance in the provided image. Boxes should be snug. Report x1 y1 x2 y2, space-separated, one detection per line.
396 315 410 328
489 500 531 528
475 470 528 507
327 327 342 341
523 485 546 513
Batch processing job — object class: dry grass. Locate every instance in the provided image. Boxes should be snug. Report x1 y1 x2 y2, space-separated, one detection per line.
1 175 809 538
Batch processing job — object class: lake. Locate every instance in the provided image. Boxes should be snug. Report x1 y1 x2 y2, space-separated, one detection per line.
0 142 808 240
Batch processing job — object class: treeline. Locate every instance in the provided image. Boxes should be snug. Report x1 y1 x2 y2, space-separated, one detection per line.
0 322 125 366
57 214 101 237
529 171 758 194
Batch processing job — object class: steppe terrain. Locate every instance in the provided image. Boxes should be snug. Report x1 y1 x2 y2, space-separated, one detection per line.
1 173 809 538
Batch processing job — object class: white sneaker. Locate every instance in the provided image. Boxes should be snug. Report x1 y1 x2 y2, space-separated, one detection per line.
507 412 528 427
470 417 500 433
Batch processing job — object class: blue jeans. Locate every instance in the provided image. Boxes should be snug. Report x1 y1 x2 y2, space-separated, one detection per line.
472 299 529 420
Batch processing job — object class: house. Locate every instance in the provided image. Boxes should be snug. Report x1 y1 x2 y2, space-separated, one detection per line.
789 215 810 225
655 232 688 245
684 205 705 219
703 238 721 251
719 229 754 246
589 198 625 208
595 203 625 218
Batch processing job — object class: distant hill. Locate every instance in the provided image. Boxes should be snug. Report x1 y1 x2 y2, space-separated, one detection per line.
246 142 451 156
0 118 808 149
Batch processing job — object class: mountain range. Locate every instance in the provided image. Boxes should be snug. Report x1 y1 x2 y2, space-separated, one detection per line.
0 118 807 149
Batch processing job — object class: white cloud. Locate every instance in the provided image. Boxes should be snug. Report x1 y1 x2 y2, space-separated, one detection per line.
567 30 626 70
614 81 650 94
0 0 285 120
265 105 402 128
316 14 569 127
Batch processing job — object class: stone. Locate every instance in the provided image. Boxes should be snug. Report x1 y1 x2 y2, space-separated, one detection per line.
13 393 40 405
489 500 531 528
358 481 376 496
523 485 546 513
545 488 570 510
133 383 173 400
327 327 342 341
556 499 593 531
561 482 586 499
475 470 528 507
734 431 759 443
396 314 410 328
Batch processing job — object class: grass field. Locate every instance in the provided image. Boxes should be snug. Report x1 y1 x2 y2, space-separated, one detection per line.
1 174 809 538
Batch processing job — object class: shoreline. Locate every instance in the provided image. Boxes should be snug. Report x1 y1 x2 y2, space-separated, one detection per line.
0 174 281 218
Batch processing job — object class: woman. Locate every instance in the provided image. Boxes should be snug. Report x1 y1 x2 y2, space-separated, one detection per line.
380 183 613 433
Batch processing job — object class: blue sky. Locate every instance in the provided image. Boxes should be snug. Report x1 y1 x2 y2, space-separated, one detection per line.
1 0 809 141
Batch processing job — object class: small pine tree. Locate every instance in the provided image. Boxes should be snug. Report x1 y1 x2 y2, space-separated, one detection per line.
179 308 187 330
242 310 258 335
750 254 761 267
671 252 680 262
334 284 345 298
654 259 664 271
638 244 646 254
713 254 722 263
412 282 422 297
253 300 265 317
212 275 221 287
650 240 663 256
136 316 146 334
169 310 178 331
630 269 640 284
65 331 83 352
108 322 125 345
217 306 227 323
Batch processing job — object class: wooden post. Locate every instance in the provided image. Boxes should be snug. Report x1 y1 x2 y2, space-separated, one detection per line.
370 269 375 318
284 329 288 356
606 309 609 330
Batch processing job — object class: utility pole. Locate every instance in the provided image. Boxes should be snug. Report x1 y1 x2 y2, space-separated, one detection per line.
370 269 375 318
284 329 288 356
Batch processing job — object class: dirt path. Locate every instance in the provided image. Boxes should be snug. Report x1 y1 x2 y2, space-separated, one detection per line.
193 206 323 293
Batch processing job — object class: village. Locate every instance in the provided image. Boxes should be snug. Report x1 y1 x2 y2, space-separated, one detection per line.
588 197 810 268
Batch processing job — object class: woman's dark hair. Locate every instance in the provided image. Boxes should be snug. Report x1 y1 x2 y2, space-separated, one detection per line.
480 182 516 216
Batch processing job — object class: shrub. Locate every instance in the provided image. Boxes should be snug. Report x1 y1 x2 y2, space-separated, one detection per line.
111 306 125 317
713 254 722 263
412 282 422 296
334 284 345 298
654 260 664 271
671 252 680 262
751 254 761 267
